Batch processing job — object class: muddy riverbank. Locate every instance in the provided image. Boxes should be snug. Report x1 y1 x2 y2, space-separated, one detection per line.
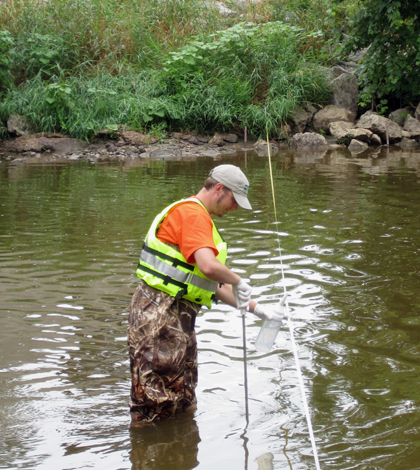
0 129 347 165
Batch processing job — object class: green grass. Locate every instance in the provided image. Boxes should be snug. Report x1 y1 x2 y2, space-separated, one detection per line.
0 0 352 140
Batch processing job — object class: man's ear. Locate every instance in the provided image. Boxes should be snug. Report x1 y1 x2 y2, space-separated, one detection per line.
215 183 224 193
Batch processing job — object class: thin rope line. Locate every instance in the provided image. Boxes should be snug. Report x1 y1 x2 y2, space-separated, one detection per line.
265 116 321 470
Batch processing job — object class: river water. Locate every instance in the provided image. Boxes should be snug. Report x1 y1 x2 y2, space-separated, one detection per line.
1 146 420 470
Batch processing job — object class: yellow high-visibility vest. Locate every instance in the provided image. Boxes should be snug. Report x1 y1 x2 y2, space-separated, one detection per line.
136 198 227 308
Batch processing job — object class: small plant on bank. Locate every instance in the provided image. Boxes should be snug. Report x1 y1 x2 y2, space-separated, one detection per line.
337 135 352 146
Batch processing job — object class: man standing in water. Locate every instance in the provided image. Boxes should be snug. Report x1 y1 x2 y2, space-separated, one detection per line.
128 164 277 422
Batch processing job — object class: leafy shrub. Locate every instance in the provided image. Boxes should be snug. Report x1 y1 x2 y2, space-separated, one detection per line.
0 30 14 94
338 0 420 111
12 32 78 81
163 22 331 136
0 22 331 140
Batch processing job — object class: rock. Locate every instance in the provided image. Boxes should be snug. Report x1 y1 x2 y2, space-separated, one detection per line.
209 133 225 146
313 105 356 133
330 121 373 143
348 139 369 153
222 133 239 143
7 114 35 136
403 115 420 138
2 134 86 154
402 130 412 138
331 65 349 78
348 47 368 64
122 131 157 145
356 111 402 143
291 107 314 133
370 134 382 145
329 73 359 117
395 137 419 149
415 102 420 121
171 132 184 139
254 139 279 154
329 121 354 135
215 1 237 17
346 128 373 143
188 136 201 145
278 123 292 139
289 132 328 149
389 107 412 127
208 132 238 145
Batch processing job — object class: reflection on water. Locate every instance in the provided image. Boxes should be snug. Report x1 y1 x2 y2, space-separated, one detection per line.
130 411 200 470
1 146 420 469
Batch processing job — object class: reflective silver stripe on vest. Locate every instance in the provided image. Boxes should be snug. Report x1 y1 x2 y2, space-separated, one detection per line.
140 250 218 293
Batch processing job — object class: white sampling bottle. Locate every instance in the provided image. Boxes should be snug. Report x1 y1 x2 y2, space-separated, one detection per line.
255 293 288 352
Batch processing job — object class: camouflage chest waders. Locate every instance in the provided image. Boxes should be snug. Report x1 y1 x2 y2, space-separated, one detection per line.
128 280 200 422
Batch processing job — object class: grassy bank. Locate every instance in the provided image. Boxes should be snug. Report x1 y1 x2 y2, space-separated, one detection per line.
0 0 355 140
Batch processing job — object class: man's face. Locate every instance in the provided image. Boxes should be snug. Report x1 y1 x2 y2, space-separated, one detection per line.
214 188 238 217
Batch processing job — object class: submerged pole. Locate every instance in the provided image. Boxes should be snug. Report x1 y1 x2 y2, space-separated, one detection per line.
241 307 249 425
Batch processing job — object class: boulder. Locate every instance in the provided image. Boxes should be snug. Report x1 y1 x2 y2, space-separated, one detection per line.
289 132 328 149
188 136 201 145
331 65 350 78
329 73 359 117
254 139 279 154
209 132 238 145
222 133 239 143
122 131 157 145
171 132 185 139
7 114 35 136
403 115 420 138
329 122 373 143
395 137 420 149
291 105 317 133
278 123 292 139
370 134 382 146
329 121 354 135
2 134 86 153
356 111 402 143
389 107 412 127
313 105 355 133
291 107 311 133
348 139 369 153
209 133 225 146
415 102 420 121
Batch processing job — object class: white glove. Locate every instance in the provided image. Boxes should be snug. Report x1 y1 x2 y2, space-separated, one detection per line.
232 278 252 309
253 303 285 322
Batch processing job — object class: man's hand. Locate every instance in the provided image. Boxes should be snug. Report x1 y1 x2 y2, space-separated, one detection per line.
253 303 285 322
232 278 252 309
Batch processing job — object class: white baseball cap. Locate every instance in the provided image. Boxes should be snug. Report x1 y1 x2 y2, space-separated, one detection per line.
209 164 252 210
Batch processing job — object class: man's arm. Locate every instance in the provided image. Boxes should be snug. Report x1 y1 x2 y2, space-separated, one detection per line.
194 247 257 312
193 247 241 285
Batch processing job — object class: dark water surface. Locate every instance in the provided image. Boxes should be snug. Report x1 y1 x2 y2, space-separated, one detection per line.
1 147 420 470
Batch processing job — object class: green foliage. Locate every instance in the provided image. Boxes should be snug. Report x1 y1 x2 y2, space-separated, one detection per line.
12 32 78 81
163 22 331 136
338 0 420 109
337 135 352 146
0 0 334 139
0 22 331 140
0 30 14 94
